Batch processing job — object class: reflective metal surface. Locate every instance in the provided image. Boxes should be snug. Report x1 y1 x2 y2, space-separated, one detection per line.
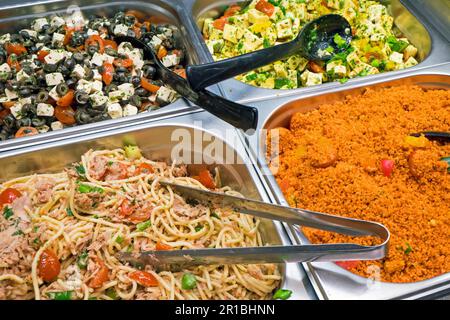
0 110 318 300
187 0 450 103
244 66 450 300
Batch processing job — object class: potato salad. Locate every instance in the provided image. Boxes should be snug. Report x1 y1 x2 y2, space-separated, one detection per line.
0 10 186 140
202 0 419 89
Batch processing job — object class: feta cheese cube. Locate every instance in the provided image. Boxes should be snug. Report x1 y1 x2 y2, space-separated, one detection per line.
156 86 177 103
16 69 30 82
162 54 180 68
91 80 103 93
72 64 86 79
48 86 61 101
123 104 138 117
150 36 162 50
127 49 144 70
300 70 323 87
52 33 65 47
107 103 123 119
51 121 64 131
91 52 106 66
276 19 294 39
37 103 54 117
113 24 128 36
0 63 11 73
389 51 404 64
44 50 66 64
0 33 11 45
404 56 418 68
223 24 239 43
108 90 125 102
37 125 50 133
5 88 18 100
92 69 102 81
51 16 66 28
76 79 93 93
87 29 99 36
21 29 37 38
117 83 135 100
90 92 108 107
32 18 48 32
45 73 65 86
10 104 23 119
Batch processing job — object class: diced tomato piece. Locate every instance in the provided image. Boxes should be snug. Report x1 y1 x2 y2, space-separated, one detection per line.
308 61 325 73
54 105 76 125
37 50 50 62
223 5 241 17
194 170 216 189
88 257 109 288
140 77 161 93
56 89 75 107
213 16 227 31
335 260 360 270
157 46 168 59
155 242 172 251
7 55 21 71
120 199 134 217
38 250 61 282
0 188 22 207
255 0 275 16
380 159 395 177
2 101 15 109
103 39 118 50
174 68 187 79
113 58 134 68
101 62 114 85
6 43 27 55
85 35 105 54
136 163 154 175
129 271 158 287
15 127 38 138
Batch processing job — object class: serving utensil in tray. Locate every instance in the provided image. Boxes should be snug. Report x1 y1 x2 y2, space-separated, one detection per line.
115 36 258 131
117 181 390 271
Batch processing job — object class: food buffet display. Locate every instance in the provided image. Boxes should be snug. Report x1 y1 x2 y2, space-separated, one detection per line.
0 0 449 300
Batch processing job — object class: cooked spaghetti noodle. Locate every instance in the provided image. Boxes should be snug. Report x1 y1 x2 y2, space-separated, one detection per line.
0 148 280 300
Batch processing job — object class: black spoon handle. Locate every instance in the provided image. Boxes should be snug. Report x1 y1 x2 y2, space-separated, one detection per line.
186 41 300 91
412 131 450 144
193 90 258 131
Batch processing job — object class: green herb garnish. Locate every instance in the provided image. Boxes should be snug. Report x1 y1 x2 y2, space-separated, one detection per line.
3 207 13 220
77 250 89 269
77 184 104 194
47 291 73 300
66 208 74 217
387 36 409 53
274 78 290 89
273 289 292 300
136 220 151 232
404 243 413 255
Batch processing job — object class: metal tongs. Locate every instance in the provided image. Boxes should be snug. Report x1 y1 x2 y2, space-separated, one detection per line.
117 182 390 271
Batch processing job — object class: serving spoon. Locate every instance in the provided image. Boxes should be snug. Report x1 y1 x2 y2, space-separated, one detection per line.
186 14 352 91
114 36 258 131
411 131 450 170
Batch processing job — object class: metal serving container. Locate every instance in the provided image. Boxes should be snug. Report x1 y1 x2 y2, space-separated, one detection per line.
0 109 317 300
186 0 450 104
0 0 215 152
239 64 450 300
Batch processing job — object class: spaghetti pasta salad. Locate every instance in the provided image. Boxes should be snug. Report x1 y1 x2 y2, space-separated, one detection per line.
0 147 280 300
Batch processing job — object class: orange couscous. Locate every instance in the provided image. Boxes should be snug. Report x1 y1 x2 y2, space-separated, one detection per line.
267 85 450 283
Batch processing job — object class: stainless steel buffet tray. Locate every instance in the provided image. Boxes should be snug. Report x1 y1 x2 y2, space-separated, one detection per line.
185 0 450 104
0 0 209 151
0 109 317 300
238 65 450 300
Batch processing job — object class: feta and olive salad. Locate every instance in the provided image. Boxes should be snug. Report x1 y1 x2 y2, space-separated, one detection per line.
0 10 186 140
202 0 419 89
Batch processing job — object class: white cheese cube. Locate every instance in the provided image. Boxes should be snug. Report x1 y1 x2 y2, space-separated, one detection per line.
123 104 138 117
107 103 123 119
389 52 404 64
21 29 37 38
32 18 48 32
51 16 66 28
48 86 61 101
52 33 65 47
5 88 18 100
113 24 128 36
368 4 384 22
127 49 144 70
117 83 135 99
276 19 294 39
92 69 102 81
103 54 115 64
0 33 11 45
72 64 86 79
0 63 11 73
16 70 30 82
45 73 65 86
150 36 162 50
91 52 105 66
156 86 177 103
162 54 180 68
90 92 108 107
44 50 66 64
76 79 93 93
223 24 239 43
37 103 54 117
404 57 418 68
108 90 125 102
300 70 323 87
10 104 23 119
87 29 99 36
50 121 64 131
91 80 103 93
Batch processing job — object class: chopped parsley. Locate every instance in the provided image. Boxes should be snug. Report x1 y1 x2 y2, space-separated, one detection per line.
77 184 104 194
3 207 13 220
47 291 73 300
404 243 413 255
75 164 86 178
66 208 74 217
263 38 271 48
387 36 409 53
274 78 290 89
195 225 204 232
273 289 292 300
211 212 220 219
136 220 151 232
333 33 347 48
246 73 258 81
77 251 89 269
12 229 24 236
115 235 124 244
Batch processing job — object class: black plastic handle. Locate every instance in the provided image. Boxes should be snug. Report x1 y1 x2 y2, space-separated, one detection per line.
186 41 299 91
194 90 258 131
